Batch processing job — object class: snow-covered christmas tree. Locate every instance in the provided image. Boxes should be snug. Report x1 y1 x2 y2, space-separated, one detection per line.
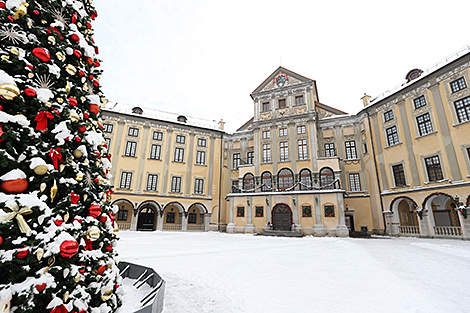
0 0 121 312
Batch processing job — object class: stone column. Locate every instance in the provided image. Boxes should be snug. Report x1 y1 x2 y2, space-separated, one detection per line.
130 211 138 231
418 210 433 237
161 129 173 195
292 195 302 233
204 213 212 232
185 132 195 196
335 193 349 237
226 197 236 233
384 211 397 235
313 194 326 237
182 213 188 231
245 196 254 233
156 213 163 231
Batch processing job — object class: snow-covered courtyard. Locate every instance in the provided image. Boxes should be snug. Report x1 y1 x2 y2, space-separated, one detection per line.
117 231 470 313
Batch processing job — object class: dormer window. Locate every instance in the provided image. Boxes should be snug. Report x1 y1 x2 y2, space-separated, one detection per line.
405 69 423 83
177 115 187 123
132 107 143 115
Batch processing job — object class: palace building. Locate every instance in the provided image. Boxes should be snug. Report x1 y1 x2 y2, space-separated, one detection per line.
103 45 470 239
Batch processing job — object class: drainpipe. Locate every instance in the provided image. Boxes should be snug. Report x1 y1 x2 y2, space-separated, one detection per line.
367 112 386 234
218 133 224 232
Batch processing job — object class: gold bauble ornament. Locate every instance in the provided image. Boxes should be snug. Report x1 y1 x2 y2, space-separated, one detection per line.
74 275 81 282
77 22 82 28
56 52 65 62
98 177 104 185
27 21 32 27
44 102 52 108
33 165 48 175
63 213 69 223
57 98 64 104
59 164 65 172
101 289 113 301
86 229 100 241
47 36 56 44
80 96 86 102
1 55 10 62
41 20 47 24
0 83 20 100
50 179 58 202
63 291 69 302
65 82 71 92
36 249 44 261
10 48 20 56
40 182 47 192
69 111 79 122
83 194 88 202
73 149 83 158
28 73 34 78
76 174 83 181
65 64 77 75
82 84 88 92
13 3 28 20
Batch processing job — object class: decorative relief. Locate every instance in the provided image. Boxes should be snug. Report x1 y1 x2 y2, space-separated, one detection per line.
259 111 272 120
402 82 431 99
375 98 398 114
448 88 470 101
411 102 431 117
294 105 307 115
436 62 470 82
275 108 289 118
317 109 335 119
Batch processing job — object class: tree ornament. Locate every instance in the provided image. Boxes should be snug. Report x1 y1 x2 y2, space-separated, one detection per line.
88 204 101 218
97 265 105 275
40 182 47 192
9 48 19 56
35 111 54 131
23 88 37 97
73 149 83 158
101 289 112 302
13 2 28 20
54 219 63 226
32 47 50 62
89 103 100 114
0 83 20 100
73 49 82 58
63 291 69 302
35 283 46 292
70 34 79 42
1 178 28 194
0 235 3 246
16 247 29 259
65 64 77 75
33 164 48 175
50 179 58 202
0 2 5 9
78 126 86 133
59 240 78 258
56 52 66 62
70 192 80 204
68 97 77 107
36 249 44 261
86 227 100 241
60 164 65 172
63 268 70 278
49 148 63 169
1 204 33 233
69 111 79 122
98 215 107 223
48 36 56 44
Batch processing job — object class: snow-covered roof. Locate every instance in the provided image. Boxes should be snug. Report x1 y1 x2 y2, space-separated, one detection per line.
369 44 470 106
102 102 223 131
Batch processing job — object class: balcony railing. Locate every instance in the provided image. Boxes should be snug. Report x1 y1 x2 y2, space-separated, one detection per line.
163 224 182 231
317 149 338 158
187 224 204 231
231 179 341 194
433 226 462 237
117 223 131 230
398 226 419 235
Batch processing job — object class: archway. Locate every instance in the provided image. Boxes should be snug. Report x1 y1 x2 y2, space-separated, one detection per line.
137 207 157 231
390 196 419 235
423 192 461 236
187 203 207 231
112 199 134 230
163 202 184 230
272 203 292 231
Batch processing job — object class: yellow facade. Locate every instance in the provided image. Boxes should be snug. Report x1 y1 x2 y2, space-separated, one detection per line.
105 48 470 239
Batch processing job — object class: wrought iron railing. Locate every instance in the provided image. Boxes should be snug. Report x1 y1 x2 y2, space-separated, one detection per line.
433 226 462 237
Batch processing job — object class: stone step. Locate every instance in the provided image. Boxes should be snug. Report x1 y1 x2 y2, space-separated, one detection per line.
256 230 304 238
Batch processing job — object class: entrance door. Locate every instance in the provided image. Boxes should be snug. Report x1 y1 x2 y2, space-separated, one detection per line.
137 207 156 231
345 215 355 232
272 204 292 231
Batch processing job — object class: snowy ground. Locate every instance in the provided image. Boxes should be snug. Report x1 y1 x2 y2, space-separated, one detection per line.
117 231 470 313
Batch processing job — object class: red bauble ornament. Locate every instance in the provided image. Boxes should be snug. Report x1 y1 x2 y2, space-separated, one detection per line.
54 219 64 226
73 49 82 58
89 103 100 114
93 80 99 87
98 215 107 223
78 126 86 133
71 192 80 204
16 247 29 259
97 265 105 275
0 235 3 246
35 283 46 292
83 112 89 119
7 15 13 22
32 47 50 62
26 64 34 70
68 97 78 107
60 240 78 258
1 178 28 194
0 2 5 9
95 47 99 55
78 70 85 77
33 9 39 15
86 57 93 65
105 244 112 251
94 60 101 67
72 12 77 23
75 136 81 142
73 218 82 224
88 75 94 81
88 204 102 218
24 88 37 97
70 34 80 43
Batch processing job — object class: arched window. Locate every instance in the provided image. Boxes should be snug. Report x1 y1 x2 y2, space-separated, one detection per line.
261 171 272 192
278 168 294 191
299 169 312 190
320 167 335 189
243 173 254 191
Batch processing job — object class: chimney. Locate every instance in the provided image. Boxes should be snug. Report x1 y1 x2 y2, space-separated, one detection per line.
361 94 371 107
218 119 225 130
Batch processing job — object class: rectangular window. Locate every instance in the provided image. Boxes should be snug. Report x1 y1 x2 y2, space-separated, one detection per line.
197 138 207 147
166 212 175 223
295 95 304 105
103 123 113 133
278 99 286 108
171 176 182 193
349 173 361 192
416 113 433 136
120 171 132 189
324 205 335 217
247 151 254 164
174 147 184 162
262 144 271 162
146 174 158 191
279 141 289 162
117 209 128 221
298 139 308 160
450 77 467 93
255 206 264 217
125 141 137 157
262 130 270 139
297 125 306 134
237 207 245 217
176 135 186 144
194 178 204 194
386 126 399 146
188 213 197 224
413 96 426 109
454 96 470 123
128 127 139 137
262 101 270 111
233 153 240 169
345 141 357 159
153 131 163 140
392 164 406 187
279 127 287 137
150 144 161 160
104 138 111 152
363 143 368 154
425 156 443 181
384 110 394 122
325 143 336 157
302 206 312 217
196 151 206 165
232 180 239 193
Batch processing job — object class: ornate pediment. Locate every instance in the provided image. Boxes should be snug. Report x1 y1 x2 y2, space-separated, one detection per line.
251 67 315 95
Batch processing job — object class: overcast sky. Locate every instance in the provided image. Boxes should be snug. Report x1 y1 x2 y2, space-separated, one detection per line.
93 0 470 133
